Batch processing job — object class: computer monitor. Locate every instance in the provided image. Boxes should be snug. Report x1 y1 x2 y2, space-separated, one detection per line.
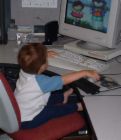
59 0 121 60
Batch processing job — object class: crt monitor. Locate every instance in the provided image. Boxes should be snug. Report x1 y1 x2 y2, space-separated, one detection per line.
59 0 121 60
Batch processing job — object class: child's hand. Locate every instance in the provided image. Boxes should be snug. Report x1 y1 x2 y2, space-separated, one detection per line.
83 70 100 81
47 50 58 58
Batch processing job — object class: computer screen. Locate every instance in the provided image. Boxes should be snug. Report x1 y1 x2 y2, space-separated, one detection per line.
59 0 121 52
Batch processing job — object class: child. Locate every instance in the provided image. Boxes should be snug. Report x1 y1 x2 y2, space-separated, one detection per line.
14 43 100 129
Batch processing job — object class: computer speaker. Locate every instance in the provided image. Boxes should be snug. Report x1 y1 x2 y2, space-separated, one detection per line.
43 21 59 45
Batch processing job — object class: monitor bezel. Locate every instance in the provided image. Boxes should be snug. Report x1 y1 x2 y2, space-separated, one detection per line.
59 0 120 48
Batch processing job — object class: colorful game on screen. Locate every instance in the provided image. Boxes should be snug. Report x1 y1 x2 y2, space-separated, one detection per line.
65 0 111 33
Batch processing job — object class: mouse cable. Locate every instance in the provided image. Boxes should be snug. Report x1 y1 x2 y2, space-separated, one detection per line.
101 73 121 76
98 85 121 93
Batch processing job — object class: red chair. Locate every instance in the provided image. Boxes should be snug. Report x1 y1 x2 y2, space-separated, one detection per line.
0 72 85 140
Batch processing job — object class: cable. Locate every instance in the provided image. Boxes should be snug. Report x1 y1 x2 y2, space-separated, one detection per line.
103 73 121 76
99 85 121 92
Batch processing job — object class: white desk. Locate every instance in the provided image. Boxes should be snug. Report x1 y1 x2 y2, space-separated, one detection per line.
83 96 121 140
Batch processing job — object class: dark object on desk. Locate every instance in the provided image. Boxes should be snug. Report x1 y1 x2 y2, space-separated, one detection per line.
70 78 100 95
43 21 59 45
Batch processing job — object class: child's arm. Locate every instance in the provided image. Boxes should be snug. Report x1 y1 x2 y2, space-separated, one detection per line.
62 70 100 85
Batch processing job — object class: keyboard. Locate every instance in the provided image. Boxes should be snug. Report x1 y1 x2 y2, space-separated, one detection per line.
48 48 109 72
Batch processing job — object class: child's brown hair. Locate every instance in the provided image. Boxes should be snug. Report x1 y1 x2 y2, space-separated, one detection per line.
18 43 47 74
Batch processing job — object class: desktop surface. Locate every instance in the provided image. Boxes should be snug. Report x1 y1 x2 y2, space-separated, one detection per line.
83 96 121 140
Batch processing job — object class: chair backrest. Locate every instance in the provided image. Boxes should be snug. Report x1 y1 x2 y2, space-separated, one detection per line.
0 72 21 133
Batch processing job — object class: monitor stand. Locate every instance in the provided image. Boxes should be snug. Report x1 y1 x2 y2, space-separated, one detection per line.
64 40 121 61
